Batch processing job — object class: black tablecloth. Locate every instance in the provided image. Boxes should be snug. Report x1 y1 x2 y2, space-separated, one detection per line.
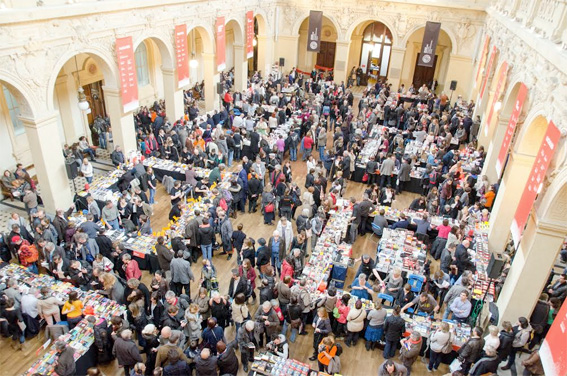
75 341 98 375
351 168 422 194
73 194 106 212
152 167 185 182
125 249 160 274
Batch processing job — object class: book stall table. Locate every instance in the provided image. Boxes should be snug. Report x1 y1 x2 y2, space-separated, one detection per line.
74 168 125 210
374 228 428 277
249 352 313 376
0 264 125 376
142 156 211 182
301 200 353 298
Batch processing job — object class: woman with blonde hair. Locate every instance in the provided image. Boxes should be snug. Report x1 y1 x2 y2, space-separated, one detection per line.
261 183 276 225
37 286 64 325
301 186 315 218
194 287 211 329
316 335 338 372
98 272 125 304
428 321 452 371
184 303 202 341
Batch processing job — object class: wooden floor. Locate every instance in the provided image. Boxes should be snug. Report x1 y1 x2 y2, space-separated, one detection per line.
1 153 453 376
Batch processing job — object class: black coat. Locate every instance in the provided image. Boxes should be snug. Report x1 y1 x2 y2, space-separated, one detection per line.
497 331 514 360
459 337 484 363
228 277 248 299
217 343 239 375
383 315 405 341
256 246 270 267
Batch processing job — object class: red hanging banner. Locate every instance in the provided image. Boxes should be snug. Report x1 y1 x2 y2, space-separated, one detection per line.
216 16 226 71
475 35 490 84
246 11 254 60
540 297 567 376
495 83 528 178
115 36 139 113
175 24 190 88
484 61 508 136
510 121 561 247
480 46 497 100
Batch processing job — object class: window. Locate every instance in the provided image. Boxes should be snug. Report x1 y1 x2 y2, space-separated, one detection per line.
135 42 150 87
359 22 393 79
2 86 24 136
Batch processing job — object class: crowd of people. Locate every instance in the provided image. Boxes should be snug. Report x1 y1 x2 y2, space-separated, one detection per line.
0 64 562 376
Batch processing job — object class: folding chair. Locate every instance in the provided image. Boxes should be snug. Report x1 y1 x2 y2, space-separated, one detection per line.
371 223 383 241
407 274 426 294
377 293 394 307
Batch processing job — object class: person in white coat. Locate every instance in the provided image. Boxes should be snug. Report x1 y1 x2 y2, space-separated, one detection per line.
276 216 293 254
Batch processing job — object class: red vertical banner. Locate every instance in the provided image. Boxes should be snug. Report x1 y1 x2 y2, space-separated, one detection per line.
480 46 497 100
246 11 254 59
484 61 508 137
216 16 226 71
510 121 561 247
540 297 567 376
175 24 189 88
475 35 490 84
496 83 528 178
115 36 139 113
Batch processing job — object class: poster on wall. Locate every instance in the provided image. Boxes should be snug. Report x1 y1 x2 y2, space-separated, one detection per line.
540 297 567 376
307 10 323 52
496 83 528 178
115 36 139 113
417 21 441 68
175 24 190 88
510 120 561 247
484 61 508 136
475 35 490 85
480 46 497 100
216 16 226 71
246 11 254 59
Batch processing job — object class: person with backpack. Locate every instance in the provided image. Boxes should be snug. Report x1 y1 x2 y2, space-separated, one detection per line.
501 317 532 372
316 335 338 372
12 235 38 274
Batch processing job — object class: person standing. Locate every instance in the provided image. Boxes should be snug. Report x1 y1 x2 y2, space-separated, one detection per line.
383 305 405 359
155 236 174 279
81 158 94 184
428 322 452 372
53 341 76 376
399 331 422 376
501 317 532 372
113 329 143 376
458 326 485 375
170 250 195 297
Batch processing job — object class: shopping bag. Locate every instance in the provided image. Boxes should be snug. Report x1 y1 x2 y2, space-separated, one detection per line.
449 358 463 372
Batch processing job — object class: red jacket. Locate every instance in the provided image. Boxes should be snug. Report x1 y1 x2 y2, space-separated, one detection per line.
125 260 142 280
303 136 314 149
239 265 257 290
280 259 294 283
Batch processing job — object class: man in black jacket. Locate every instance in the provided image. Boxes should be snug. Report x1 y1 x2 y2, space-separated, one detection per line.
217 341 239 375
458 326 485 375
248 173 262 213
228 269 248 299
256 238 270 277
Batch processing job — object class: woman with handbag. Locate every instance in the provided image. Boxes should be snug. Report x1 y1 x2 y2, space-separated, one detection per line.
261 184 276 225
345 300 366 347
309 308 332 361
316 335 338 372
285 296 303 343
428 321 452 371
365 301 387 351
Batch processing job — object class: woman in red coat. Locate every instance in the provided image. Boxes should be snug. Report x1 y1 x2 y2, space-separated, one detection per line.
280 255 295 283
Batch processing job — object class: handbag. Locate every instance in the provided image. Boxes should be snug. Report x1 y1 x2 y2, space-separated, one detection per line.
264 203 274 213
332 307 340 318
362 173 369 182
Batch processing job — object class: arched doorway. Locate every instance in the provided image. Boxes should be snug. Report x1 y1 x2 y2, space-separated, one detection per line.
187 25 216 111
401 27 453 93
224 19 246 92
297 15 338 72
347 21 394 86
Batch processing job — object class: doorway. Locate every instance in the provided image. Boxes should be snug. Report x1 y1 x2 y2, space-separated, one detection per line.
412 53 437 89
316 41 336 69
83 81 107 125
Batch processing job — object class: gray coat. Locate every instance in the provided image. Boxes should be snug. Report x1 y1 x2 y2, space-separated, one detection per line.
54 346 76 376
380 158 395 176
399 162 411 182
220 217 233 243
112 337 143 366
170 257 195 284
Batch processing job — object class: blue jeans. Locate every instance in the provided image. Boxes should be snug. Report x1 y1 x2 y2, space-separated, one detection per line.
201 244 213 260
85 176 93 184
149 188 156 204
443 307 452 320
290 148 297 161
318 146 325 160
227 150 234 167
271 254 280 272
99 133 107 149
84 148 96 160
27 263 38 274
384 339 397 358
107 218 120 230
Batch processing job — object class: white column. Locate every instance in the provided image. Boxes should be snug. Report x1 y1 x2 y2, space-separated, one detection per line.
202 53 219 112
54 75 78 143
20 113 73 214
481 118 509 184
257 34 274 76
333 41 350 85
497 216 566 324
443 54 474 100
487 152 534 252
233 44 248 92
275 35 299 72
103 87 137 155
388 46 406 91
162 68 185 122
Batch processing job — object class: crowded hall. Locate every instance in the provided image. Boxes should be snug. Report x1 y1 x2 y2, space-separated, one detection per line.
1 1 567 376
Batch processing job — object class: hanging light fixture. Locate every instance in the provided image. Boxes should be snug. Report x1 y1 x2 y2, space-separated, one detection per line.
253 37 257 47
74 55 90 111
189 30 199 68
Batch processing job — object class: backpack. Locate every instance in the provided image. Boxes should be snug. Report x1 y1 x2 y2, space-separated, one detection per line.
219 198 228 212
20 244 39 265
334 342 343 356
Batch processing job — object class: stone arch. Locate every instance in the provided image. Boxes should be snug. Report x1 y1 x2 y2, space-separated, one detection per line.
500 80 529 123
0 71 38 118
292 12 342 40
345 17 399 46
187 25 215 55
514 112 549 156
401 24 456 55
133 34 175 70
225 17 245 45
46 47 119 113
538 164 567 228
253 10 270 36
